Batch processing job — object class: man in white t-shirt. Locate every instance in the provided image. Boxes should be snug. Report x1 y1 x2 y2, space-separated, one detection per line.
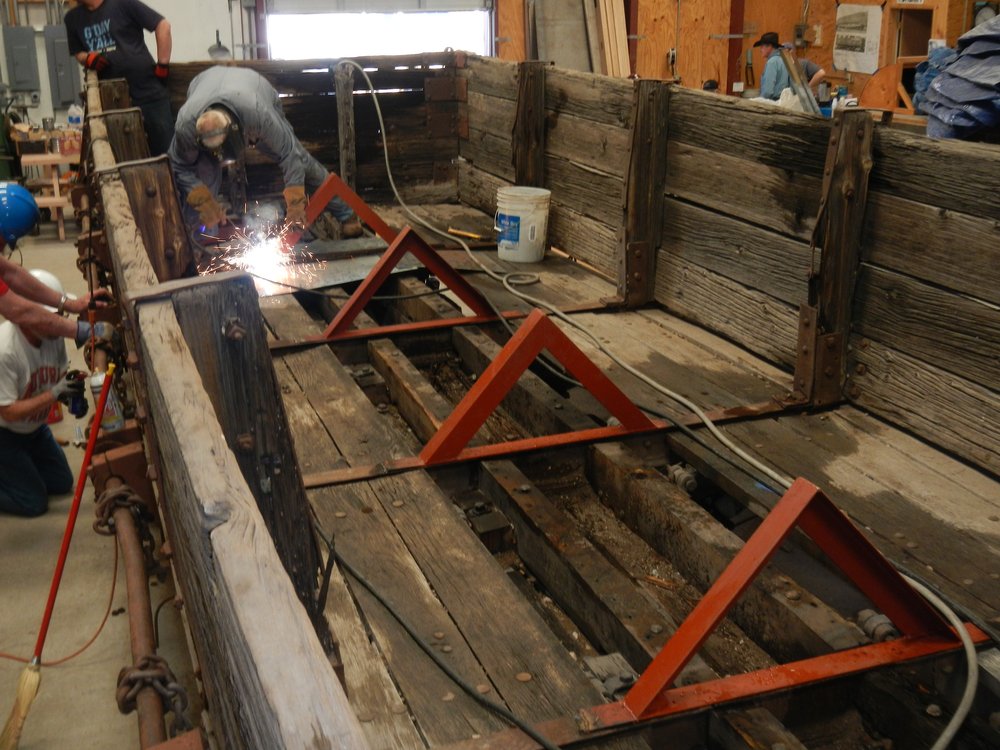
0 271 88 517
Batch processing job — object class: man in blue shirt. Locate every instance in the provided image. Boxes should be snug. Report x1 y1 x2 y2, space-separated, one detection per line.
754 32 790 100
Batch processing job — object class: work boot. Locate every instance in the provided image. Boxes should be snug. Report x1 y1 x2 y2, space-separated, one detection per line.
341 215 364 238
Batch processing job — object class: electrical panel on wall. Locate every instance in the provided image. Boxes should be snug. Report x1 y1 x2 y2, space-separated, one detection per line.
3 26 41 92
44 25 83 108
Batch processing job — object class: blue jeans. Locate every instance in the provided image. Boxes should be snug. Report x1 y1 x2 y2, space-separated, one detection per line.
138 97 175 157
0 425 74 517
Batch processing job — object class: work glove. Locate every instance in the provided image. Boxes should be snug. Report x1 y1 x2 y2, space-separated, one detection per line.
51 372 85 405
186 185 227 228
75 320 114 348
154 63 169 81
84 52 110 73
283 185 308 228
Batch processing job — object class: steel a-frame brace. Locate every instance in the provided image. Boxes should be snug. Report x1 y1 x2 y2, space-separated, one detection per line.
289 172 523 342
578 478 990 731
300 308 666 489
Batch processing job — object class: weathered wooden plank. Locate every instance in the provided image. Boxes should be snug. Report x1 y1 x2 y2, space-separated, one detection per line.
544 154 622 227
863 191 1000 305
871 127 1000 221
170 275 322 633
654 254 799 368
546 108 631 177
467 90 516 140
116 159 192 282
666 141 820 241
92 108 149 163
660 197 811 306
620 80 669 306
589 443 867 660
335 63 357 189
667 87 831 178
263 296 630 731
136 300 367 750
719 408 1000 625
854 264 1000 392
461 127 516 181
462 54 518 100
272 359 426 750
545 66 634 128
848 336 1000 479
512 61 547 187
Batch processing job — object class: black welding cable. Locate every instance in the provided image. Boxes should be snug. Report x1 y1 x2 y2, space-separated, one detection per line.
310 521 562 750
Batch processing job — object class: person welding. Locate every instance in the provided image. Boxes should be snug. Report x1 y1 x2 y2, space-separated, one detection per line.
168 65 363 241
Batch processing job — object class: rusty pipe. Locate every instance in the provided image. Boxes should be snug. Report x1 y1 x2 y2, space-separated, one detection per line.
105 476 167 748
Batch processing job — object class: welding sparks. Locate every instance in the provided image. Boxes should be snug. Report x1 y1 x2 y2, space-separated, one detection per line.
197 218 325 289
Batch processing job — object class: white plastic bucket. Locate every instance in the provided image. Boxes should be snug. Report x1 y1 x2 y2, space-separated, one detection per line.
495 186 551 263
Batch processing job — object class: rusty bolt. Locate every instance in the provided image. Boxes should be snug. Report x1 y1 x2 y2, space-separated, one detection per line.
848 385 862 399
145 185 158 198
855 364 867 375
224 318 246 341
823 366 834 377
825 337 836 350
236 433 255 452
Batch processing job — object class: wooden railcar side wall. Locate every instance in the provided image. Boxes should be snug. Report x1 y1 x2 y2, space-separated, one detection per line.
851 132 1000 477
168 54 462 204
460 55 1000 477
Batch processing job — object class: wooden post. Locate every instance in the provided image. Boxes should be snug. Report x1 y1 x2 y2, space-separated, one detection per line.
511 61 547 187
116 157 192 282
794 109 874 405
169 274 330 643
619 80 670 307
98 79 131 111
334 62 357 190
92 108 150 163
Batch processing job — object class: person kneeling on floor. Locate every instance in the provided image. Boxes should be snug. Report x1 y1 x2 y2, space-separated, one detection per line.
0 270 91 518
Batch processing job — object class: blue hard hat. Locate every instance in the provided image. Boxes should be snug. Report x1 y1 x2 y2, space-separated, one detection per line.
0 182 40 247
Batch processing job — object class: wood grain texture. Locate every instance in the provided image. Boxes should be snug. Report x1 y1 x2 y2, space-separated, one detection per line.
512 62 547 186
654 253 799 368
264 296 635 736
545 66 634 127
660 197 812 306
863 192 1000 305
666 141 821 241
137 300 367 750
848 336 1000 479
871 128 1000 221
854 264 1000 392
667 87 832 177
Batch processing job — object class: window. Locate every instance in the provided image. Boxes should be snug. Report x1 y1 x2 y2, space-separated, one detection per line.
267 11 491 59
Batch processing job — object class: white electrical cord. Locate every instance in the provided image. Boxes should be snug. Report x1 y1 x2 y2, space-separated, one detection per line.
341 60 980 744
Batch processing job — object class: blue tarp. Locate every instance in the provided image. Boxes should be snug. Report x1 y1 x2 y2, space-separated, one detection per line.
923 16 1000 140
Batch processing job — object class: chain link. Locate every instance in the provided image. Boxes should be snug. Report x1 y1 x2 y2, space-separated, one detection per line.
93 485 147 536
116 654 193 736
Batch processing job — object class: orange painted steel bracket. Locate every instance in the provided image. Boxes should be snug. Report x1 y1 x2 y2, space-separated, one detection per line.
285 172 398 247
420 308 656 464
577 477 991 731
320 225 497 340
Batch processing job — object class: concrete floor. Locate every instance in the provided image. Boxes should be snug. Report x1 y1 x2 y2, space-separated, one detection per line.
0 223 192 748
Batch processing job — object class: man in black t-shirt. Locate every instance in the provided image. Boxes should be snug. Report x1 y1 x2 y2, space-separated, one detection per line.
65 0 174 155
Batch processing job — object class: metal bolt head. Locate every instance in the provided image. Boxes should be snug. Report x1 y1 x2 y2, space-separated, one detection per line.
236 433 255 452
223 318 246 341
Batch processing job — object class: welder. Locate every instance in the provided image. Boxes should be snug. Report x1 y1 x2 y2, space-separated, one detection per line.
168 65 363 241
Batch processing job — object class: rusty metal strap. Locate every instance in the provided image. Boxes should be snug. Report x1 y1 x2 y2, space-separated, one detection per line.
117 655 192 735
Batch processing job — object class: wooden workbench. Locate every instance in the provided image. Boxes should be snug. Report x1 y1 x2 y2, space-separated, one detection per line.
20 151 80 241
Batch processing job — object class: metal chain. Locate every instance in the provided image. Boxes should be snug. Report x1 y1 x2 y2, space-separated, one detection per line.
116 654 193 736
93 484 147 536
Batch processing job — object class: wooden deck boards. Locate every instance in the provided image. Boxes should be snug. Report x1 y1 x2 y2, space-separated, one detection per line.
262 295 645 747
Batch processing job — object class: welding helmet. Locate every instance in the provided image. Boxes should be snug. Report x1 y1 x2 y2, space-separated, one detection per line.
28 268 65 312
0 182 40 248
196 107 235 155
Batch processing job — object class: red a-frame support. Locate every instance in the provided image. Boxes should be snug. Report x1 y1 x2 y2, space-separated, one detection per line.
579 478 990 730
420 308 658 465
